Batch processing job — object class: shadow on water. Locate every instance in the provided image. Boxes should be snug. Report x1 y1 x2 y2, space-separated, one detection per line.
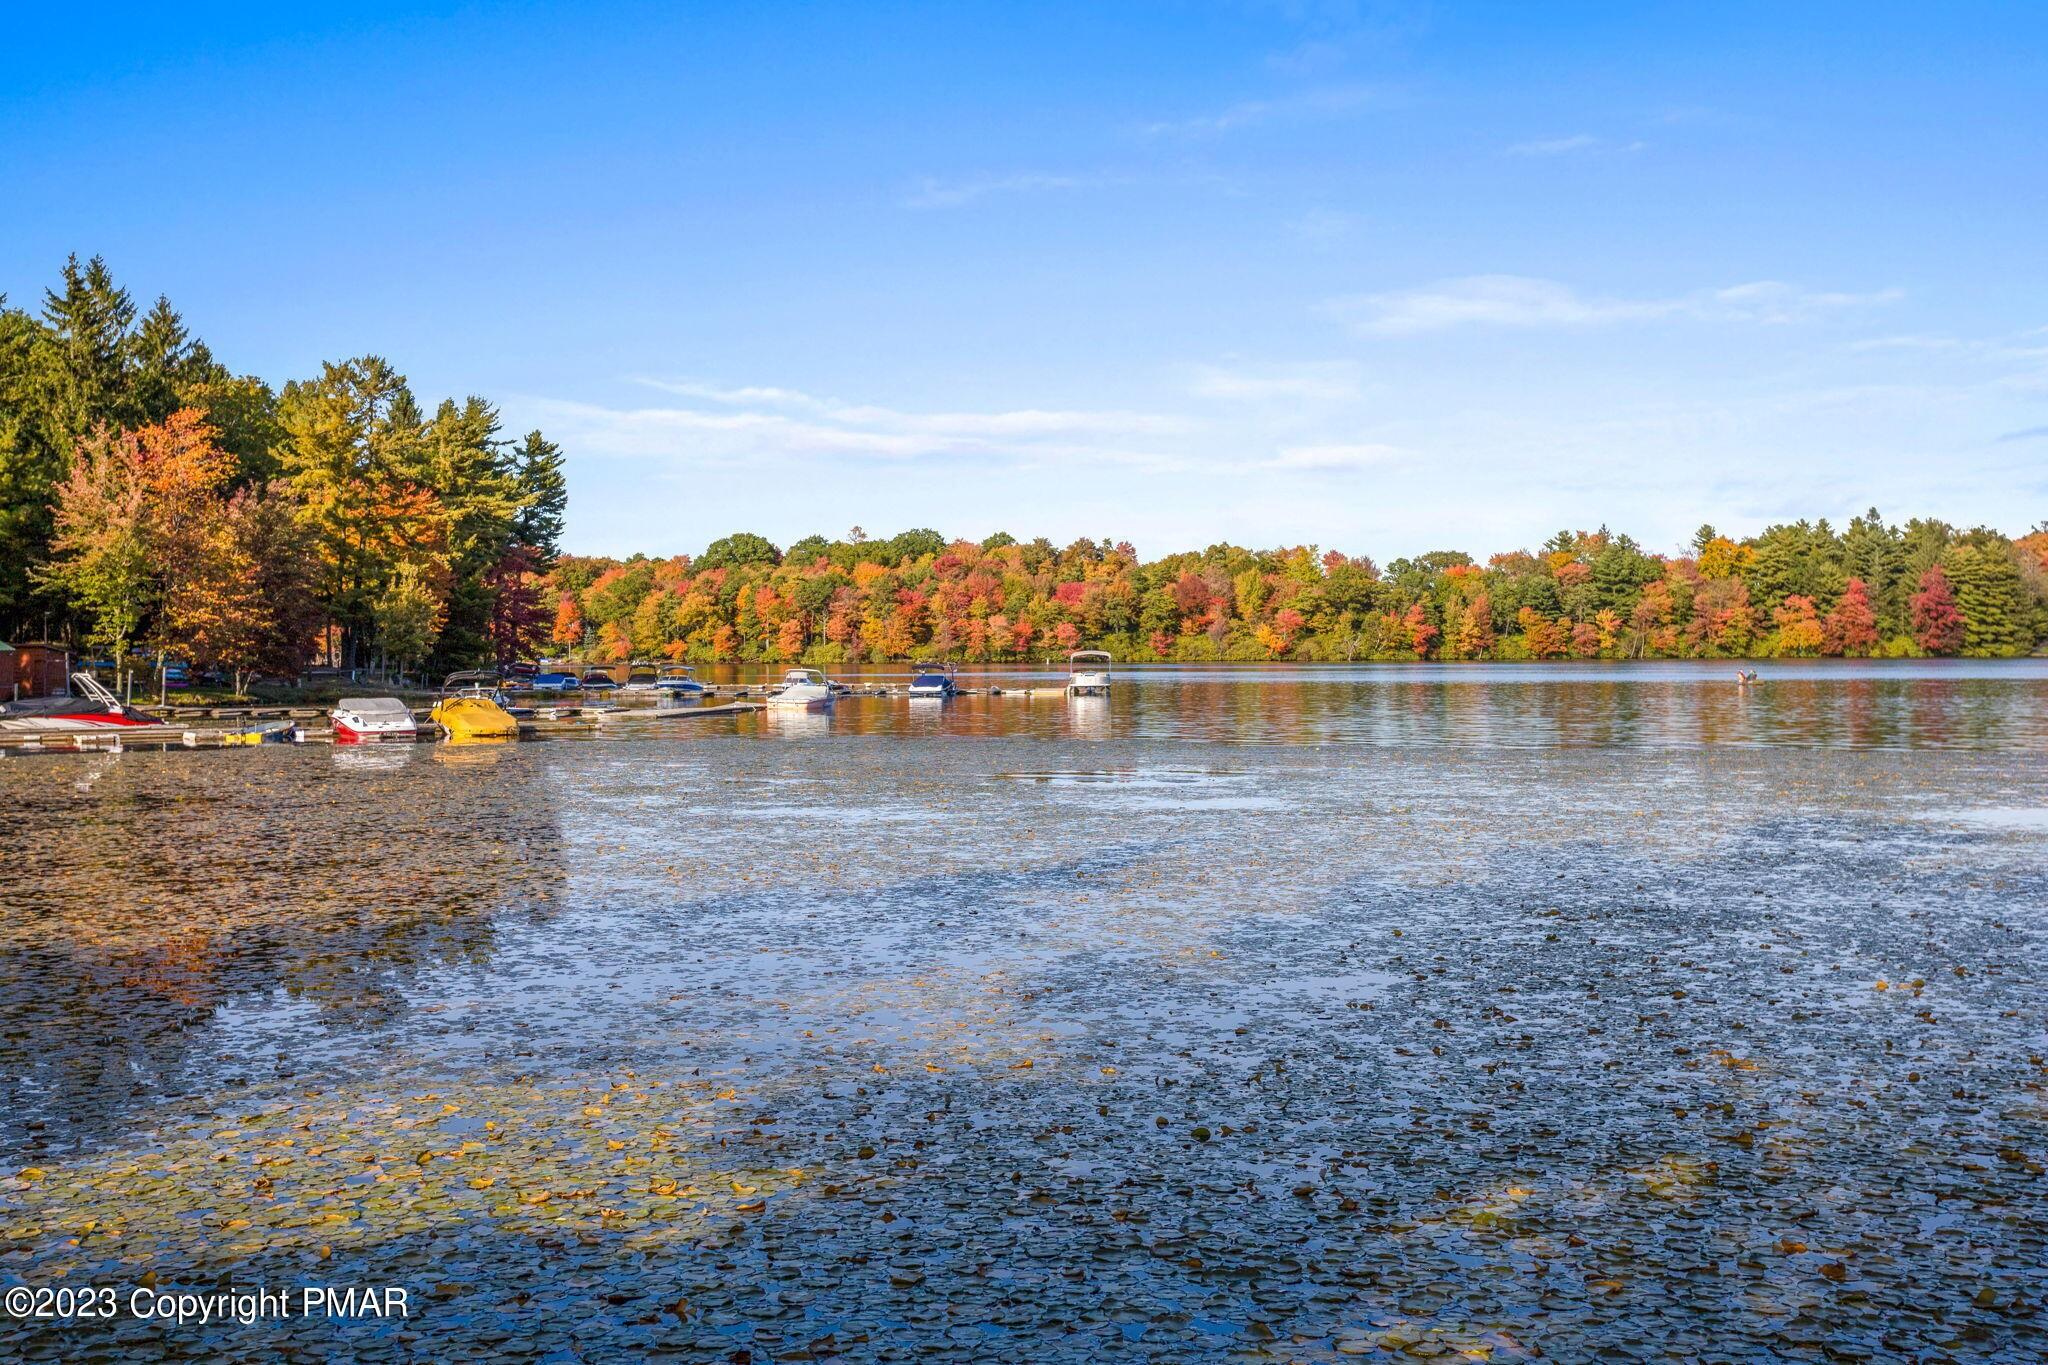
0 746 568 1159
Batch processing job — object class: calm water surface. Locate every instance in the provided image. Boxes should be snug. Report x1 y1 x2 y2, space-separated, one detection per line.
2 662 2044 1361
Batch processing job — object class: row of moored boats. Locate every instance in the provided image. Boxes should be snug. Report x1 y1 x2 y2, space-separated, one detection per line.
1 653 1116 742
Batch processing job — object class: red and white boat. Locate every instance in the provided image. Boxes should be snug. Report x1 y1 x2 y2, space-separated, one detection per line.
0 673 157 733
329 696 419 744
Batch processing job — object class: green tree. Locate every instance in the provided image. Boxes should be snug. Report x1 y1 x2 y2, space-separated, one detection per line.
1942 542 2029 656
698 532 781 571
418 396 526 669
511 430 567 557
34 423 153 665
275 356 447 665
786 534 833 564
886 527 947 564
1589 534 1663 615
373 565 442 674
40 254 141 438
1840 508 1904 634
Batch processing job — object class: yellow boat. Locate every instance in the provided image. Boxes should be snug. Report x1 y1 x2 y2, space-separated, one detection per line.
432 672 520 742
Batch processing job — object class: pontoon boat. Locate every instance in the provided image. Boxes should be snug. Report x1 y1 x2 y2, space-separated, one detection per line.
1066 650 1112 697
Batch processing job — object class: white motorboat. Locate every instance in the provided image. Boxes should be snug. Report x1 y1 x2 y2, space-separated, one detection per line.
654 664 705 698
766 667 835 710
330 696 419 744
907 660 957 698
1065 650 1112 696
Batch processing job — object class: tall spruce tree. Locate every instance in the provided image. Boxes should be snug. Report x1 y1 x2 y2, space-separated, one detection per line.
1841 508 1905 638
512 431 567 559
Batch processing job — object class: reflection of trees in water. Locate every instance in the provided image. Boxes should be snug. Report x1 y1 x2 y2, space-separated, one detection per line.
0 749 567 1159
1134 672 2029 749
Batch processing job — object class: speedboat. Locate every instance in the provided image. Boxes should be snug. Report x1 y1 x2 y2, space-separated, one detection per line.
622 661 663 692
1066 650 1112 696
766 667 835 710
330 696 418 744
429 672 520 742
580 669 619 695
907 661 957 698
655 664 705 698
0 672 156 732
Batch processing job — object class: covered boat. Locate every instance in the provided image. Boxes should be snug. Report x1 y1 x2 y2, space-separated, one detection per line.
1066 650 1112 696
330 696 418 744
528 672 582 694
430 672 519 742
0 672 156 732
907 661 957 698
766 667 834 710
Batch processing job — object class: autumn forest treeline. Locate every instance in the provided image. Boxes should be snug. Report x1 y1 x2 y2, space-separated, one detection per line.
6 259 2045 678
550 513 2048 668
0 257 566 680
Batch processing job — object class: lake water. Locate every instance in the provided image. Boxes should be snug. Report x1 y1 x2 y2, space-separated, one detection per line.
2 661 2044 1360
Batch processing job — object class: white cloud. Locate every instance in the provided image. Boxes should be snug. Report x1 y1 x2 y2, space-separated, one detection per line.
1329 274 1902 335
1708 280 1905 323
1188 362 1362 402
1848 334 1963 352
530 383 1194 470
1506 134 1647 157
1507 134 1599 156
903 172 1105 209
1263 443 1402 470
1331 275 1667 333
633 379 823 407
1139 84 1385 137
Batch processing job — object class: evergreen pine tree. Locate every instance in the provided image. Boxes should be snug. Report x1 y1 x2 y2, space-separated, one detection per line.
1942 543 2028 656
512 430 567 558
40 253 140 437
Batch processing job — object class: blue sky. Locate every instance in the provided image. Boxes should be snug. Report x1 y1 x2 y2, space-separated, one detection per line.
5 2 2044 560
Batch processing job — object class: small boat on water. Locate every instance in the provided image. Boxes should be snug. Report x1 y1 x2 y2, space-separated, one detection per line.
330 696 419 744
622 661 664 693
579 669 619 695
907 661 957 698
766 667 835 710
528 672 582 695
655 664 705 698
1066 650 1112 697
430 672 520 742
221 719 297 746
0 673 157 732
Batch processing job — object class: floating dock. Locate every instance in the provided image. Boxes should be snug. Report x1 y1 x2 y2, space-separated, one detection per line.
0 701 764 755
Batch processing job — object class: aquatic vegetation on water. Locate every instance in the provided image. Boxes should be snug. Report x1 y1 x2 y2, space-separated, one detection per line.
1 693 2044 1360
